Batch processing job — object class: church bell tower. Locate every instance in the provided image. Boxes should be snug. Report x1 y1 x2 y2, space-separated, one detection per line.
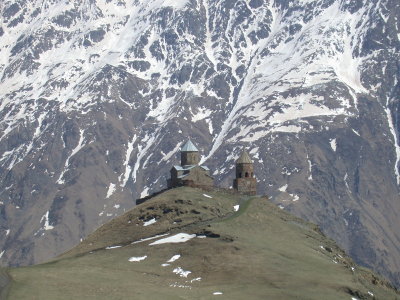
180 140 200 166
233 150 257 195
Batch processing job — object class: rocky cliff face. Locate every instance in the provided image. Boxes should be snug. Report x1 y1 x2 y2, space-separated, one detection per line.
0 0 399 287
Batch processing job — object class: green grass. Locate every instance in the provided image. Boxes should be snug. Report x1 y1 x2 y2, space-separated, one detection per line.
5 187 400 299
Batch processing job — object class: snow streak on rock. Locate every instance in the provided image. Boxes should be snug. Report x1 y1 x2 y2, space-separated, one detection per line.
120 135 137 187
57 129 86 184
40 211 54 231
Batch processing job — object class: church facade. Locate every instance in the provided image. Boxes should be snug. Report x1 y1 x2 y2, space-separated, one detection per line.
167 140 214 188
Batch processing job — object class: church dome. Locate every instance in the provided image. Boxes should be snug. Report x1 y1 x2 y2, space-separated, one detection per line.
181 140 199 152
236 150 253 164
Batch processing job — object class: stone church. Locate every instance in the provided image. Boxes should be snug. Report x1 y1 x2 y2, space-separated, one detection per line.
167 140 214 188
168 140 257 195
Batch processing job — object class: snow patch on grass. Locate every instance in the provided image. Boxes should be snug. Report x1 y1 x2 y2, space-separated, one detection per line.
149 233 196 245
131 233 170 244
105 245 122 250
173 267 191 278
167 254 181 263
143 218 157 226
169 282 192 289
128 255 147 262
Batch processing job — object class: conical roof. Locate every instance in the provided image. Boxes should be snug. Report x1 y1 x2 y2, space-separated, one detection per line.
236 150 253 164
181 140 199 152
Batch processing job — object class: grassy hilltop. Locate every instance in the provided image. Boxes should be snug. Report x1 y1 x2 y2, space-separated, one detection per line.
2 187 399 299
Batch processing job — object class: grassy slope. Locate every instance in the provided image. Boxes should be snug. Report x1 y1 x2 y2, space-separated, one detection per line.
5 187 400 299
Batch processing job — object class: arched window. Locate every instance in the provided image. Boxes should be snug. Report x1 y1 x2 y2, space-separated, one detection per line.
239 172 242 178
245 172 249 178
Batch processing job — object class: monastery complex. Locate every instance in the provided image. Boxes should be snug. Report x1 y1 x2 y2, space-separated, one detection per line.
167 140 257 195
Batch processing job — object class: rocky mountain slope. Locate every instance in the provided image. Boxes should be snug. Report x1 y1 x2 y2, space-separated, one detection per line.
2 187 399 299
0 0 399 288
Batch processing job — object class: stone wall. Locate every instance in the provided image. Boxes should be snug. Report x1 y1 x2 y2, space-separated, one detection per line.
233 178 257 195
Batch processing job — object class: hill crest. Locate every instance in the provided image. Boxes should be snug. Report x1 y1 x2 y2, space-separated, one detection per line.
3 187 399 299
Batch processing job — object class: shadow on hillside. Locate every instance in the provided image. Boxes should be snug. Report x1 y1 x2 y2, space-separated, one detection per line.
0 267 11 300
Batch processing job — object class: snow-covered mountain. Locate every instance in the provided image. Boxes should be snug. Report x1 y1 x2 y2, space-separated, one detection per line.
0 0 399 287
